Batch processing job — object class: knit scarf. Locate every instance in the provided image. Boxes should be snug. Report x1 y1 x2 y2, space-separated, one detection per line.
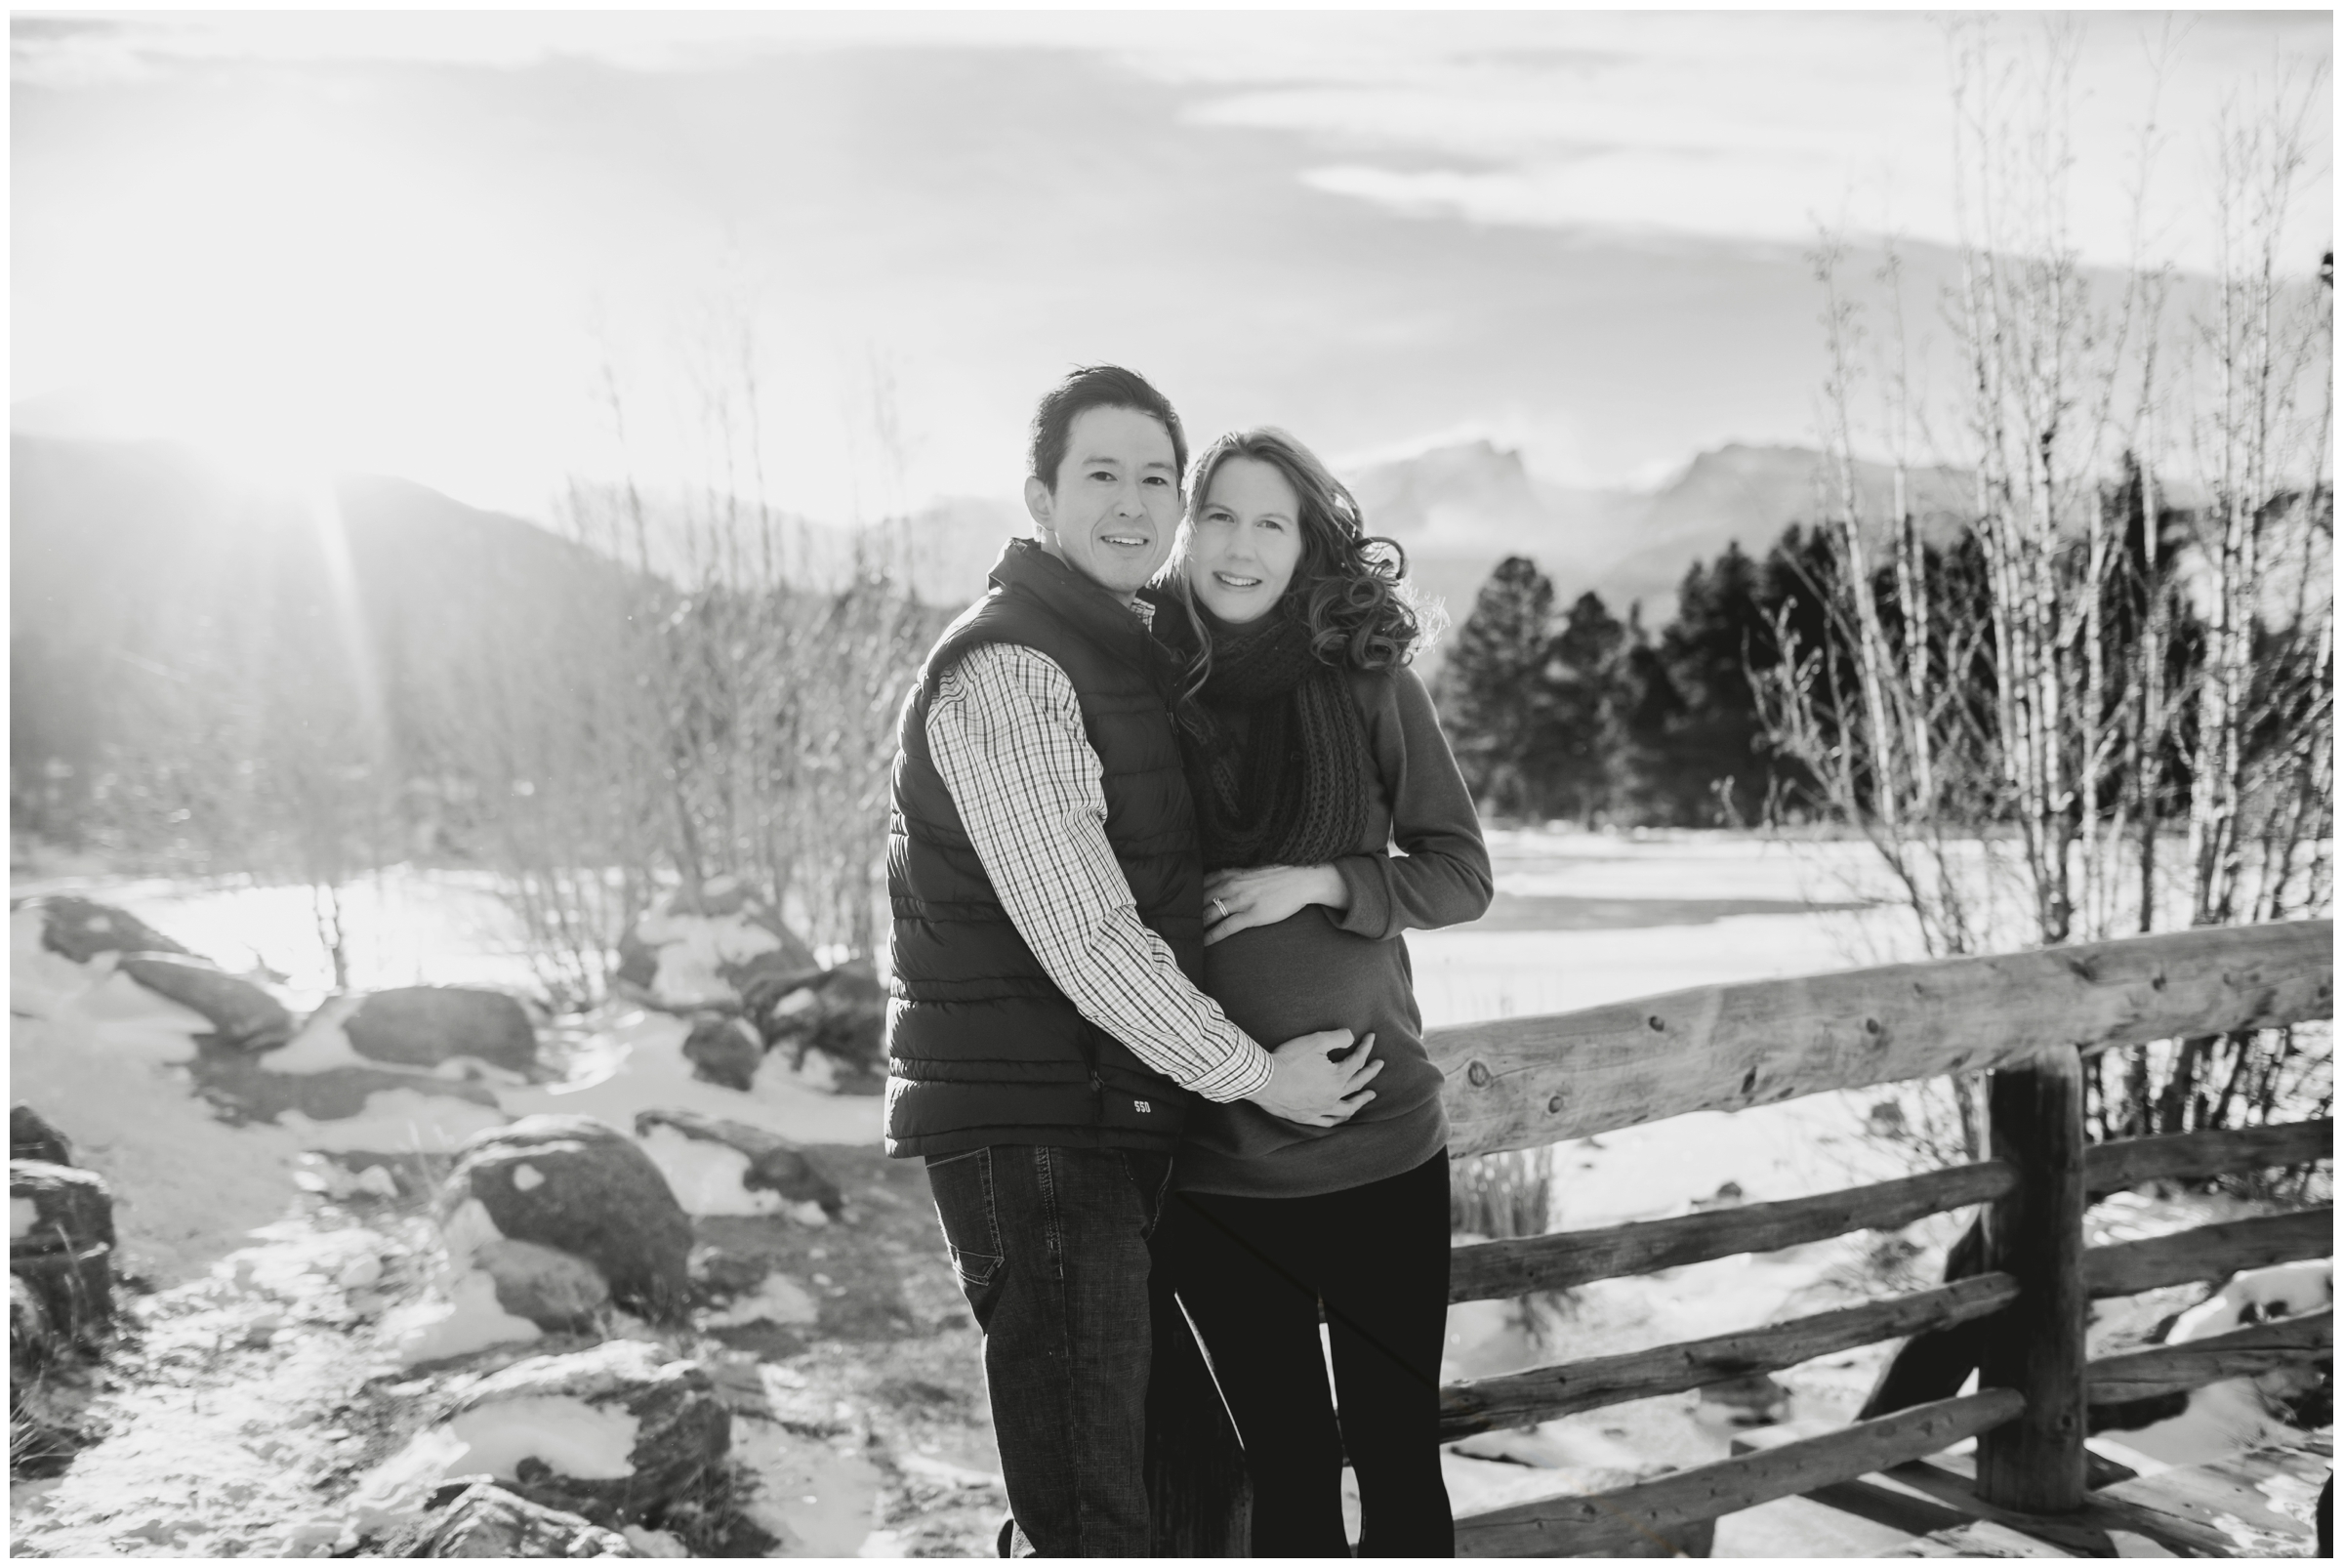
1156 598 1375 871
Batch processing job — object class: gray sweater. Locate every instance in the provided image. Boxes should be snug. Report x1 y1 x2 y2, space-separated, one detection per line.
1173 663 1494 1198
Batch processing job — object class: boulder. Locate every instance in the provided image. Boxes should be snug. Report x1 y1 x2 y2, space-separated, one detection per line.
614 879 820 1012
11 1104 72 1167
448 1340 731 1526
475 1237 612 1333
746 959 885 1086
11 1160 114 1255
345 987 540 1073
443 1118 692 1324
680 1014 762 1093
118 955 296 1050
10 1160 115 1337
20 893 194 965
633 1108 844 1220
409 1479 637 1558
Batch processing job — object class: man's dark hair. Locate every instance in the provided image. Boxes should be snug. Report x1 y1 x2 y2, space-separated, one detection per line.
1027 364 1187 494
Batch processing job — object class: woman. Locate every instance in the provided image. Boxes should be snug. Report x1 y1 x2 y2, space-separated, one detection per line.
1144 428 1493 1556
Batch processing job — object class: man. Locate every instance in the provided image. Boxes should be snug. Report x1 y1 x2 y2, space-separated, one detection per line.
884 364 1381 1555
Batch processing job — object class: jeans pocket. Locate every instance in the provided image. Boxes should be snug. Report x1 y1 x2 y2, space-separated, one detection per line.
927 1146 1006 1302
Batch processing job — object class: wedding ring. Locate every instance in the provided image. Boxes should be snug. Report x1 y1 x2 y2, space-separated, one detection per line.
1213 896 1229 919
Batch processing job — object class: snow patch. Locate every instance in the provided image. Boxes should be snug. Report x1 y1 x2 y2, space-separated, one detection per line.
349 1425 473 1532
730 1417 885 1556
2168 1259 2331 1341
444 1394 640 1481
383 1268 543 1366
9 1008 307 1282
11 1198 36 1240
636 909 785 1008
624 1525 691 1556
262 993 372 1073
512 1163 545 1192
636 1127 786 1217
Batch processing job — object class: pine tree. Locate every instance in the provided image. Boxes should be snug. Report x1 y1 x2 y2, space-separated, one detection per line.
1433 556 1558 817
1544 591 1632 823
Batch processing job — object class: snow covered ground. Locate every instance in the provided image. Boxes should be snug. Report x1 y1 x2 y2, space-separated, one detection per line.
10 830 2328 1558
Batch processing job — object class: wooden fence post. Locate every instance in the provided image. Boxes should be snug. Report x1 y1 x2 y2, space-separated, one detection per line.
1976 1043 2088 1512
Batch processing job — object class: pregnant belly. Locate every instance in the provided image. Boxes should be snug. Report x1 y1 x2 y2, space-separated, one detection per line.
1187 908 1444 1161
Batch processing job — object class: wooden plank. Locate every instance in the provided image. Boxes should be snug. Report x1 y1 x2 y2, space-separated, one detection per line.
2090 1438 2331 1558
2084 1309 2333 1404
1451 1161 2017 1302
1978 1047 2089 1512
1434 920 2332 1157
2083 1117 2334 1196
2083 1207 2333 1299
1438 1274 2018 1440
1885 1458 2235 1556
1450 1388 2021 1557
1737 1422 2134 1492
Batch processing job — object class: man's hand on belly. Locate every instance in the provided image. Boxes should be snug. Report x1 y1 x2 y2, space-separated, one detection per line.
1244 1028 1382 1126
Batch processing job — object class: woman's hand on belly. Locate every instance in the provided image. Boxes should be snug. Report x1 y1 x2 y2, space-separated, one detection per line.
1203 863 1350 945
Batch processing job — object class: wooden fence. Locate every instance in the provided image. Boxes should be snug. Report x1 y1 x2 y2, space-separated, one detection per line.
1147 918 2334 1556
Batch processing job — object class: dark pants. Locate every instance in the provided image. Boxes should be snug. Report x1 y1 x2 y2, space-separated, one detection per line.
1151 1151 1455 1557
925 1143 1172 1557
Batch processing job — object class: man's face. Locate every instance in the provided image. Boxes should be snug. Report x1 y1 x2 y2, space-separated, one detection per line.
1024 404 1182 601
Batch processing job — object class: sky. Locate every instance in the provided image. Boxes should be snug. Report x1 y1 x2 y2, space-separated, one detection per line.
11 7 2333 523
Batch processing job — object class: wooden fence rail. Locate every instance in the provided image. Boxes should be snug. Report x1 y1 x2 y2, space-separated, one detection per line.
1451 1391 2024 1557
1438 1275 2017 1439
1430 919 2332 1159
1450 1119 2334 1305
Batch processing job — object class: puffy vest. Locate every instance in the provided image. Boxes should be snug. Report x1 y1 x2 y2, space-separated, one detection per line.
884 540 1205 1158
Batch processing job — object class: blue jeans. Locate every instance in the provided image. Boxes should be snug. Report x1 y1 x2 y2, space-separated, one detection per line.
925 1143 1173 1557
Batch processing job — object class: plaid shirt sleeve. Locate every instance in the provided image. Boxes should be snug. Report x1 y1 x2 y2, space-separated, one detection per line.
924 640 1276 1104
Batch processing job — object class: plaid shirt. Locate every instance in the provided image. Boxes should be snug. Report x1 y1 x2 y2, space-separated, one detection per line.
924 611 1275 1104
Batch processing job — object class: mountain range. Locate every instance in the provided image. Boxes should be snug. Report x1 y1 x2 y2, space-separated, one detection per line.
759 439 1978 649
11 432 1970 743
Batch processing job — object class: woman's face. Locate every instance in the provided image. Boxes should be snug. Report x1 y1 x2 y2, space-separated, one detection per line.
1185 457 1304 625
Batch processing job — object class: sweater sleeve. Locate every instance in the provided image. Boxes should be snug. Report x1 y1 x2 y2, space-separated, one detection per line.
1329 665 1495 940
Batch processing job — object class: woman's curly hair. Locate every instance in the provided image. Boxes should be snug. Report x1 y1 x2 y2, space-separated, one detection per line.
1166 426 1435 682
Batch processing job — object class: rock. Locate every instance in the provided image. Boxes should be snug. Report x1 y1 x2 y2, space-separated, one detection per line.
11 1104 73 1166
345 987 540 1072
633 1108 845 1220
680 1015 763 1093
444 1118 693 1324
19 893 195 964
118 955 296 1050
1866 1098 1910 1139
450 1340 731 1526
1689 1180 1746 1213
475 1237 612 1333
614 879 820 1012
409 1478 637 1557
11 1160 115 1255
748 960 885 1088
10 1160 115 1338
